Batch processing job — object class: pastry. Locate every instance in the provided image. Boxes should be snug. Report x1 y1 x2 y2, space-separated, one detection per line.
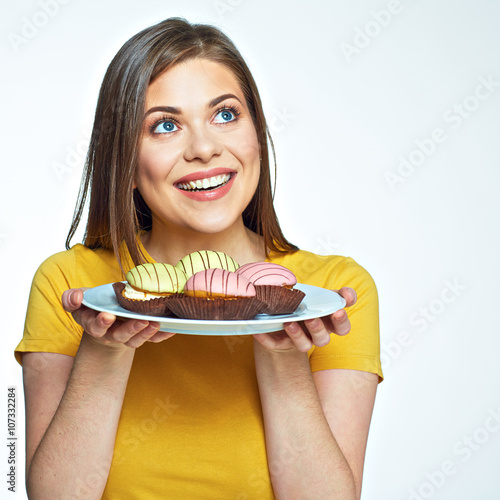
236 262 305 314
175 250 239 277
113 263 187 316
166 268 265 320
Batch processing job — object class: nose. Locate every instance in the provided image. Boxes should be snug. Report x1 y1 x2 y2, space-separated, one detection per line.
183 126 223 163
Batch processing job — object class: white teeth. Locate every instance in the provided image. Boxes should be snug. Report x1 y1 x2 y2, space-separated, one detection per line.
178 173 231 191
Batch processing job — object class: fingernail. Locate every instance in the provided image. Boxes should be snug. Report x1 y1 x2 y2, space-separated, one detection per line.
286 322 298 333
134 321 148 330
102 315 114 325
334 310 346 321
307 319 320 329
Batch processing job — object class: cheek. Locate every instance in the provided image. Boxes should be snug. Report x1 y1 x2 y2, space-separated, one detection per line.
135 146 175 188
230 126 261 165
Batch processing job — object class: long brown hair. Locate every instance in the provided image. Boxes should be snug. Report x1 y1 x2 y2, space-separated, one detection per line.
66 18 298 268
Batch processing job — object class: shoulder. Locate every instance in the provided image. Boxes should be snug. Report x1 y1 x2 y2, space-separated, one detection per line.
34 244 121 289
33 246 79 288
18 245 117 364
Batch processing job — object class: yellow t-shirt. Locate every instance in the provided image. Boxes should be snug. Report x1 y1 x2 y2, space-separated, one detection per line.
15 242 383 500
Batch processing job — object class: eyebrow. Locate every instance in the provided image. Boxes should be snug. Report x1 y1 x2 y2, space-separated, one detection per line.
143 93 242 118
208 93 242 108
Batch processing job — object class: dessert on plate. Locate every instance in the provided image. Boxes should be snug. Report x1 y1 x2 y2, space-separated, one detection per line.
166 268 265 320
236 262 305 315
113 262 187 316
175 250 239 277
111 252 306 320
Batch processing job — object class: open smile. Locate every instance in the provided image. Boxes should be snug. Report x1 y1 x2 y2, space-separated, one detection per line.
176 173 232 192
174 169 237 202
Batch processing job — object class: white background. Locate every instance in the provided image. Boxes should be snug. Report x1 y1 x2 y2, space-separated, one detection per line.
2 0 500 499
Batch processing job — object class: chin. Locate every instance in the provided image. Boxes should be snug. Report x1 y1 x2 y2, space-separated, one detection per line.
185 213 242 236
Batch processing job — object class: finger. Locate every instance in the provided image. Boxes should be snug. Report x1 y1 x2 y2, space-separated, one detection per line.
79 309 118 338
283 322 313 352
252 332 270 347
124 323 162 348
333 287 357 307
105 320 151 344
328 308 351 336
147 331 177 343
252 331 292 351
302 318 331 347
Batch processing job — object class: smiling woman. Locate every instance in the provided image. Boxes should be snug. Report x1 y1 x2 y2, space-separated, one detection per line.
15 17 382 500
65 18 296 269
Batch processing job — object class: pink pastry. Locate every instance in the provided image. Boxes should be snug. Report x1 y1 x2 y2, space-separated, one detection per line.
236 262 304 315
184 269 256 298
236 262 297 287
167 269 264 320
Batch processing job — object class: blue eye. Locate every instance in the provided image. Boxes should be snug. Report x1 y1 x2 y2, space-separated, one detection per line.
153 120 178 134
214 109 236 124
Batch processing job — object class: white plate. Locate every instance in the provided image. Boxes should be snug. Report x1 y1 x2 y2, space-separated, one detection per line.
82 283 346 335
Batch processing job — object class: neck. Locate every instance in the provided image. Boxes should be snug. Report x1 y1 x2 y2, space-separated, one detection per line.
141 218 267 266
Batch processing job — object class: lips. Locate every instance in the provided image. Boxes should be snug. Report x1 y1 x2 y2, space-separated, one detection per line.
174 168 236 201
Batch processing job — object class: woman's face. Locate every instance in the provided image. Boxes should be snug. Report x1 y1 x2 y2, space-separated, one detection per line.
135 58 261 236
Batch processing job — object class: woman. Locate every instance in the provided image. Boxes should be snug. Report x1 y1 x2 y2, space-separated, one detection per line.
16 18 383 499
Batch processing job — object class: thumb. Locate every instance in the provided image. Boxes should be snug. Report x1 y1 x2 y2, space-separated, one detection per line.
332 287 357 308
62 288 89 313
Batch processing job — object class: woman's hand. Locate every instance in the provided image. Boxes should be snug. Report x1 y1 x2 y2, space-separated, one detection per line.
62 288 176 349
253 287 356 352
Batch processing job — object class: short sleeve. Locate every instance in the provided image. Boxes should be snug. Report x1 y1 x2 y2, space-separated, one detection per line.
15 251 84 364
308 257 383 382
